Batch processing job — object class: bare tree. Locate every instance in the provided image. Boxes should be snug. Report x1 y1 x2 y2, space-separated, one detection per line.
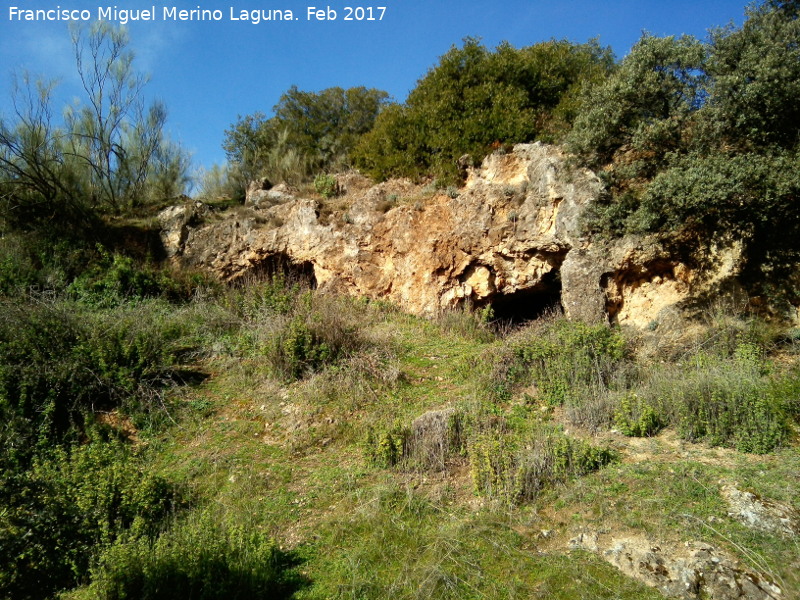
0 22 186 231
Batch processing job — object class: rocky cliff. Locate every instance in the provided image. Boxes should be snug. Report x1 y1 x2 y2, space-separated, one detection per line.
160 143 747 327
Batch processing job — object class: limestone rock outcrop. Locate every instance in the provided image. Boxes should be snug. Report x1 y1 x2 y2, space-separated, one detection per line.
157 198 209 258
159 143 745 325
721 483 798 537
569 531 783 600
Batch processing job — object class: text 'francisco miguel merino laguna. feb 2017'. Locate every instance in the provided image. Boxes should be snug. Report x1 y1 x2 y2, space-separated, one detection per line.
7 5 388 24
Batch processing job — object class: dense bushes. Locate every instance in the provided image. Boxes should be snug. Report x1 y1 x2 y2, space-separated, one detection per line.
353 38 613 183
67 248 181 306
222 38 614 188
567 1 800 299
463 424 617 503
456 313 797 455
80 512 305 600
0 279 319 598
0 299 197 459
512 320 626 406
223 86 389 188
636 343 794 453
0 440 185 600
222 283 368 381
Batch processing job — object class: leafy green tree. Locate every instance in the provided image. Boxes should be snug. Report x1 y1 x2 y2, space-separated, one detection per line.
353 38 614 182
566 34 708 171
568 0 800 303
223 86 389 186
274 85 390 170
220 111 272 186
704 0 800 150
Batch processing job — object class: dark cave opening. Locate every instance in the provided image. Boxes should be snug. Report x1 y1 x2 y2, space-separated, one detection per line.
249 254 317 289
487 271 562 324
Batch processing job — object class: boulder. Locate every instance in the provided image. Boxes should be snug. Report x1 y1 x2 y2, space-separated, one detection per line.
157 200 208 258
246 179 296 209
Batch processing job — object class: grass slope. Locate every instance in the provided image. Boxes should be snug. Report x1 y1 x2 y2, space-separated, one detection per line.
2 278 796 599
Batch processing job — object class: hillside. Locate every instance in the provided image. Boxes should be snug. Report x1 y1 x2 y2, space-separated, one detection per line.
2 177 799 597
1 2 799 598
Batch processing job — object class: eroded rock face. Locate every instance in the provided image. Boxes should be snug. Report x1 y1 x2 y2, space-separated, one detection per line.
157 199 209 258
160 143 746 324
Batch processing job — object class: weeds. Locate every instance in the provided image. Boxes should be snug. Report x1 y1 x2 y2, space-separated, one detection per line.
2 261 798 599
613 392 664 437
469 424 617 504
267 296 366 380
0 299 201 455
629 342 794 453
78 510 307 600
314 174 339 198
511 319 627 407
0 439 186 600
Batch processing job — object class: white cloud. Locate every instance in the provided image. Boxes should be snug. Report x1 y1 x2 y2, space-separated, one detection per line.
130 21 188 73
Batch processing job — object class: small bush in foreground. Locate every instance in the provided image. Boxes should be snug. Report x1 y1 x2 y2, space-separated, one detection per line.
512 320 627 406
82 513 306 600
363 426 408 468
0 440 184 600
266 296 365 380
0 299 196 456
469 425 617 503
613 392 664 437
313 173 339 198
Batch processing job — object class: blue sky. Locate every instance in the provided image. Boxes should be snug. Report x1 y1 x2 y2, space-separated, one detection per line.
0 0 749 172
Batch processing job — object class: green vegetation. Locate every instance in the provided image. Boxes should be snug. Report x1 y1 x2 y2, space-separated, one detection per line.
313 173 339 199
1 272 798 598
77 511 307 600
1 439 185 599
510 320 626 407
222 86 389 189
469 424 618 504
0 23 187 235
614 393 664 437
1 3 799 599
566 0 800 302
353 38 614 183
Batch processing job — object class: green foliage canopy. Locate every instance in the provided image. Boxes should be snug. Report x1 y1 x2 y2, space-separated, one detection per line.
222 86 389 185
353 37 614 182
566 0 800 298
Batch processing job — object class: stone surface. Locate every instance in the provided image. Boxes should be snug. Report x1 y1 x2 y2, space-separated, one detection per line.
721 484 798 537
246 179 297 209
569 531 783 600
157 200 208 258
160 143 748 325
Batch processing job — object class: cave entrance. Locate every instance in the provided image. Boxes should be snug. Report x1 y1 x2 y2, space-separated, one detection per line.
249 253 317 289
488 271 562 324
